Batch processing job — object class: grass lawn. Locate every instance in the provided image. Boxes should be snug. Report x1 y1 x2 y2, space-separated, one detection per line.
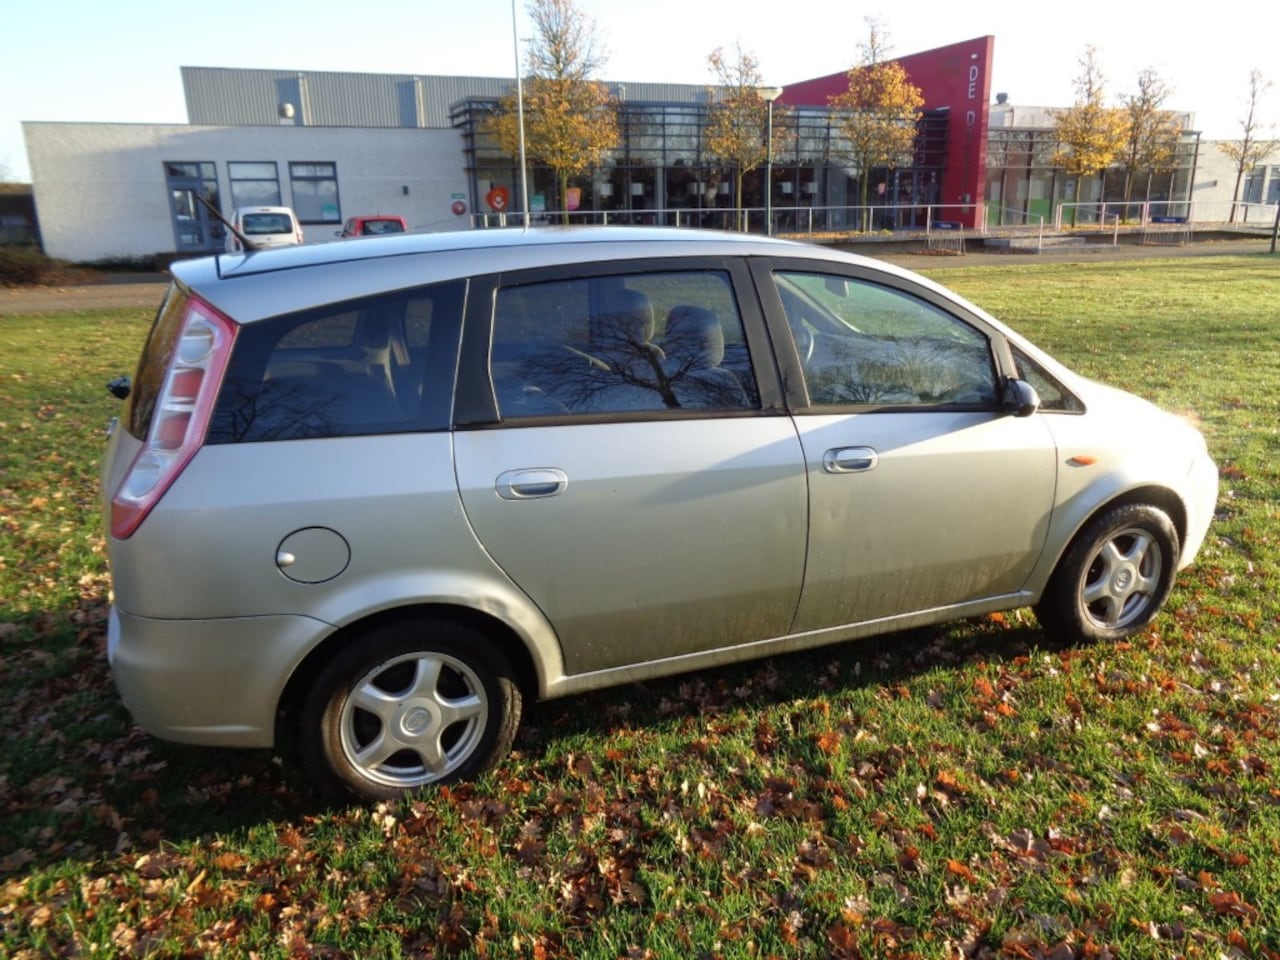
2 255 1279 958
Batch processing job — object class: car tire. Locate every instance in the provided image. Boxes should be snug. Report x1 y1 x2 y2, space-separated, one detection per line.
1035 503 1180 645
299 618 521 801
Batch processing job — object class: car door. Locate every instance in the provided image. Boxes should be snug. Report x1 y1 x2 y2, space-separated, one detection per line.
452 261 809 677
753 261 1060 631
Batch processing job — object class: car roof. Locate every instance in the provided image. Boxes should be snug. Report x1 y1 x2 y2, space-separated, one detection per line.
170 226 931 324
183 226 813 278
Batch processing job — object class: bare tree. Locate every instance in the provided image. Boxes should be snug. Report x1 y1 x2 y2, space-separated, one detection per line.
484 0 619 223
828 18 924 230
1219 69 1276 222
703 44 788 231
1052 46 1128 225
1119 68 1183 210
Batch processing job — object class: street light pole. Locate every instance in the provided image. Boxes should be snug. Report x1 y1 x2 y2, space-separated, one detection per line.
758 86 783 236
1271 195 1279 254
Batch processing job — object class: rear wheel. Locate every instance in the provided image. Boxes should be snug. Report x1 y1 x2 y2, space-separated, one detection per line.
1035 503 1179 644
300 618 521 801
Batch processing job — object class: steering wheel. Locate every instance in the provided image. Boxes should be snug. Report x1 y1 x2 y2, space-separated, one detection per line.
794 325 815 365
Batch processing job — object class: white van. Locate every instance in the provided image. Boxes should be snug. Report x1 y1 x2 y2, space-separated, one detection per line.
225 206 303 252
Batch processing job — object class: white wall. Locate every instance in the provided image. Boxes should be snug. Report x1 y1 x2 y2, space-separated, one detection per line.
23 122 471 262
1190 144 1280 220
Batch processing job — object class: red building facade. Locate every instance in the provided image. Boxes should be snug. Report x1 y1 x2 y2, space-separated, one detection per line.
783 36 995 228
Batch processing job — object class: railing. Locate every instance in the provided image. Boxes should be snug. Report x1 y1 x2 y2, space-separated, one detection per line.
471 203 988 236
983 206 1048 250
470 199 1278 237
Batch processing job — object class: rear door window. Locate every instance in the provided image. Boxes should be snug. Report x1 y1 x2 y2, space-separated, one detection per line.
487 270 760 418
207 280 464 442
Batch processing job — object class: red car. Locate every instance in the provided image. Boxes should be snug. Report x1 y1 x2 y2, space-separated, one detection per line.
338 215 408 238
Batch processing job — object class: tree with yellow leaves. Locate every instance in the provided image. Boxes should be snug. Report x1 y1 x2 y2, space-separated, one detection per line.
703 45 789 232
1052 47 1128 225
1118 68 1183 210
828 19 924 230
484 0 619 223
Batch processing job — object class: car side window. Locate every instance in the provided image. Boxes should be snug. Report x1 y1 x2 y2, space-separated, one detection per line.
1010 345 1084 412
774 271 998 408
490 270 760 418
207 281 463 442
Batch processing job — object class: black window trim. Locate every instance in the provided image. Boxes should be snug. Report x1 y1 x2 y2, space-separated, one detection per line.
452 256 788 429
749 256 1022 415
288 160 341 226
206 278 466 444
227 160 282 209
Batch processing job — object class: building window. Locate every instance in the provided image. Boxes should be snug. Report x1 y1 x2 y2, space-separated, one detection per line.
229 162 282 208
290 162 340 223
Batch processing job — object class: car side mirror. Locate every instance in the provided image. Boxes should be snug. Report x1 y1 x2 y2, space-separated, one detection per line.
1002 378 1040 418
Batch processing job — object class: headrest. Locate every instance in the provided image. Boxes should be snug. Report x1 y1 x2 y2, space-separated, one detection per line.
663 305 724 368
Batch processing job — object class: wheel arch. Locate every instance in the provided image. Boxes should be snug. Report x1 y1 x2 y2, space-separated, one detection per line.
1037 483 1188 597
1096 485 1188 549
275 602 542 747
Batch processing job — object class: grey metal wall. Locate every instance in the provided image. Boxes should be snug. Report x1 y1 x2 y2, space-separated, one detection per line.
182 67 710 129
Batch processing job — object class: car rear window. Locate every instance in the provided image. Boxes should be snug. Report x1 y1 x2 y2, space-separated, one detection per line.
241 213 294 235
363 219 405 235
206 280 464 443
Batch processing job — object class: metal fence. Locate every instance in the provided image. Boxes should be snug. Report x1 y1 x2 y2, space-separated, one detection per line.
471 203 989 235
470 199 1279 240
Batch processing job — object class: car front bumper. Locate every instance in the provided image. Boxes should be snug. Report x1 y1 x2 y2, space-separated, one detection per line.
1179 447 1219 569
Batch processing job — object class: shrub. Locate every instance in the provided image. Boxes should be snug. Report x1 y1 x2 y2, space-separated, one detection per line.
0 246 59 286
79 255 167 274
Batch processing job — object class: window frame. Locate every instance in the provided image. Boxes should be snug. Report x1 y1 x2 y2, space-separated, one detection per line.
206 279 465 444
227 161 282 209
289 161 341 224
453 257 787 428
749 257 1020 413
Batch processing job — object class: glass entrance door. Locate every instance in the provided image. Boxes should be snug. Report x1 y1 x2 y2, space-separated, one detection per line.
163 162 221 253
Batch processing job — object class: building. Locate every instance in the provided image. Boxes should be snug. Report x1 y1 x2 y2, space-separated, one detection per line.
20 38 1261 264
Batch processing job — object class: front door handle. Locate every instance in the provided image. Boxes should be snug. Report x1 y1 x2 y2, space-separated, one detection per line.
823 446 878 474
496 468 569 500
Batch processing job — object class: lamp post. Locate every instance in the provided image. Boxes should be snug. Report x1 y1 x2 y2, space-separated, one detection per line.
758 86 783 235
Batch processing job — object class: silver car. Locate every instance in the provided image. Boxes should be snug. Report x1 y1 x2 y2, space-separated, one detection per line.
101 227 1218 800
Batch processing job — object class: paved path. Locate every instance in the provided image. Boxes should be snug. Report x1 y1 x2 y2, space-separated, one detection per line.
3 237 1274 316
1 277 168 315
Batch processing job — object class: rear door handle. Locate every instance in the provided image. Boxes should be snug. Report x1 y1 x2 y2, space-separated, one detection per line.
823 446 878 474
496 468 569 500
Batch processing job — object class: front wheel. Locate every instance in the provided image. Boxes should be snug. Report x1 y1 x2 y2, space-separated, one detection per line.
300 619 521 801
1035 503 1180 645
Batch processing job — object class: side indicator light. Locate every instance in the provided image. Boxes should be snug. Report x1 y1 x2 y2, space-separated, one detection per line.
1068 455 1098 467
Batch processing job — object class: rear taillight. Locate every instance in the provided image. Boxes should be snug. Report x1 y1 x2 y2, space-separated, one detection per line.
110 296 236 539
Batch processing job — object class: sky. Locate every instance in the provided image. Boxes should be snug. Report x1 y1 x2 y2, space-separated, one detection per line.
3 0 1277 182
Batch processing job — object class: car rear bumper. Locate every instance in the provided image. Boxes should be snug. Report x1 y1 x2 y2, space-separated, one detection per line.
108 605 330 747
